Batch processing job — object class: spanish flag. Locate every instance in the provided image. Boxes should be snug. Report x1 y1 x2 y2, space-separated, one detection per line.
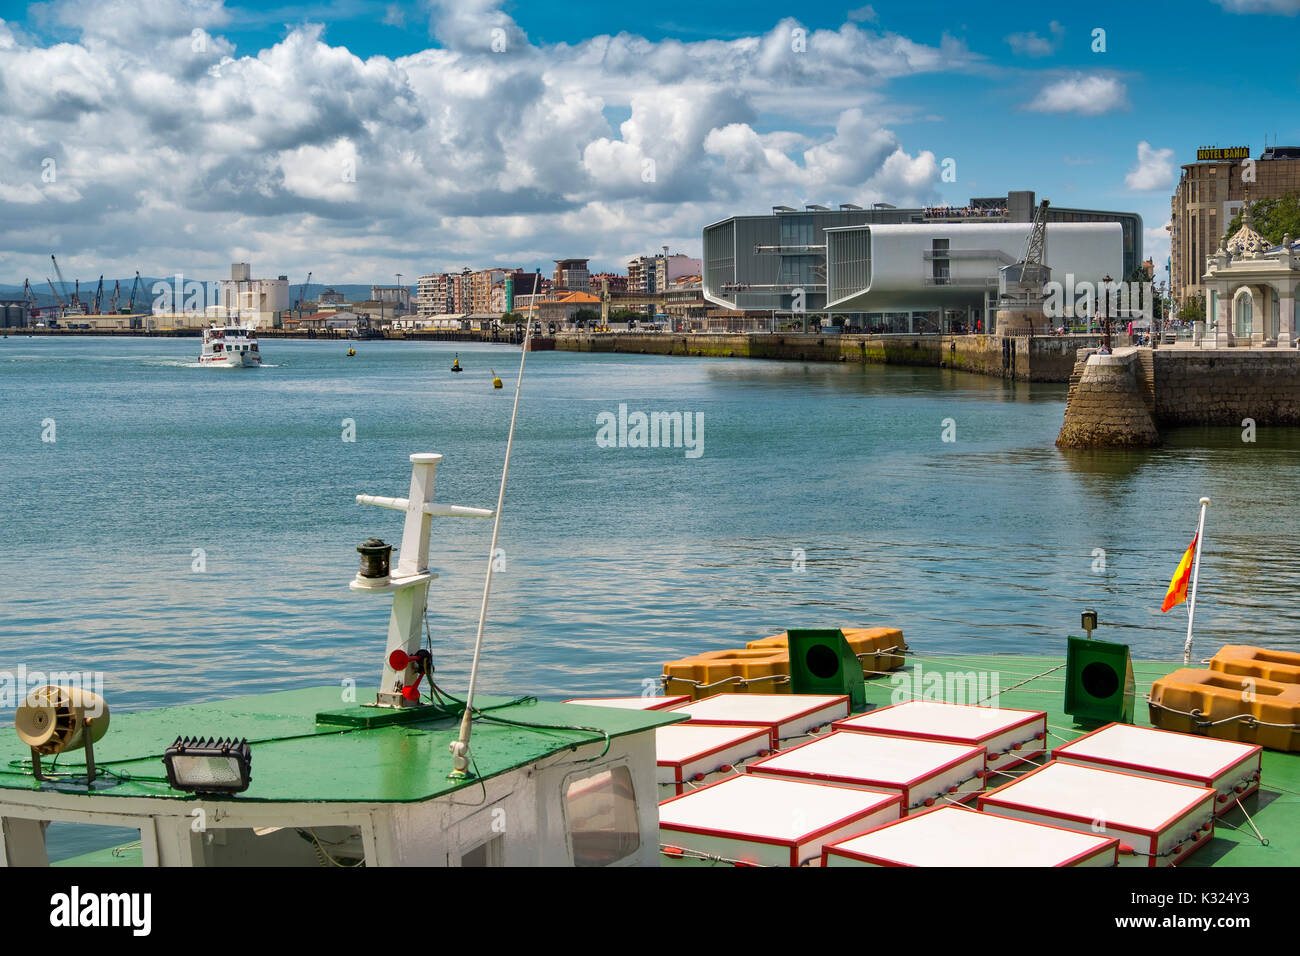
1161 535 1198 612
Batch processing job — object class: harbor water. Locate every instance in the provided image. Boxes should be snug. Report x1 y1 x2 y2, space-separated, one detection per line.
3 336 1300 710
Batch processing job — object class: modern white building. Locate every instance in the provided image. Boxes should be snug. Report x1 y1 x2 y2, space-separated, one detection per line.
702 196 1140 325
824 221 1124 320
217 263 290 327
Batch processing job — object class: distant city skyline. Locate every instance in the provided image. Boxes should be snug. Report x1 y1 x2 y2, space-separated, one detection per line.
2 0 1299 287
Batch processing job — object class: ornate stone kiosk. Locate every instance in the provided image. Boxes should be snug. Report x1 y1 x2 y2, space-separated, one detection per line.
1202 201 1299 348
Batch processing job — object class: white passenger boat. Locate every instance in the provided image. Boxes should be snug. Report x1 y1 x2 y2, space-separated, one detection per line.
199 324 263 367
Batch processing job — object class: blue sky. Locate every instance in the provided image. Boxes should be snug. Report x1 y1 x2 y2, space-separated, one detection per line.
1 0 1298 285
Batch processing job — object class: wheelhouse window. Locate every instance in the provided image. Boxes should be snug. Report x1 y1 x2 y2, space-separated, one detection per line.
565 765 640 866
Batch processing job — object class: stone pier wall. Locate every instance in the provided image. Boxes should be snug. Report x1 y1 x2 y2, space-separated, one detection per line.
554 332 1103 382
1152 350 1300 426
1057 347 1300 446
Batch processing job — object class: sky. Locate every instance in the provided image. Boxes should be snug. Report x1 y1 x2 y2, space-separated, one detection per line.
1 0 1298 288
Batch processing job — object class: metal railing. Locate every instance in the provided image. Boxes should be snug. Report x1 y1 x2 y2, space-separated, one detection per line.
922 249 1016 263
923 276 999 287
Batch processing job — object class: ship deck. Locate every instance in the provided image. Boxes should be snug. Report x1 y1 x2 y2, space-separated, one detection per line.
0 687 681 804
16 654 1299 867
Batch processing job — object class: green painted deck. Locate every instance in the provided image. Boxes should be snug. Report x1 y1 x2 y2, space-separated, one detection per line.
0 687 683 803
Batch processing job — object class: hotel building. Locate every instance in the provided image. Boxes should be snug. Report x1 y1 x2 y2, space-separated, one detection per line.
1170 145 1300 302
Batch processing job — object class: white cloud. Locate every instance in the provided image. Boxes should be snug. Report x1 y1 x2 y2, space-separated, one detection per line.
1005 21 1064 57
1125 141 1175 191
1024 74 1128 115
0 3 971 281
847 5 878 22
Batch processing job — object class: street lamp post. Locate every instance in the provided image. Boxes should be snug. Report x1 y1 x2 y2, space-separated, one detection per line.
393 273 403 332
1154 280 1167 348
1101 274 1113 352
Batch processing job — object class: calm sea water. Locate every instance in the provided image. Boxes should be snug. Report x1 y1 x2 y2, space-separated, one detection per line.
4 335 1300 716
5 335 1300 859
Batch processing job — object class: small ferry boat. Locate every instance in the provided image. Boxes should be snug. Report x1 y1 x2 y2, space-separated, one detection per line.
198 324 262 367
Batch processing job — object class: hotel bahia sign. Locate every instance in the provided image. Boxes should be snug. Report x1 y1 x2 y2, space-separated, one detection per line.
1196 146 1251 161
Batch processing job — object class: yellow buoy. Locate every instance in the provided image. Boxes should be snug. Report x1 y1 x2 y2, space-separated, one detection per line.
492 369 503 389
347 348 356 356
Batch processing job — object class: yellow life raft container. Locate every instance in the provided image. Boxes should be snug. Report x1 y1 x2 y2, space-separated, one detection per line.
662 626 906 701
747 627 907 676
662 649 790 699
1149 647 1300 752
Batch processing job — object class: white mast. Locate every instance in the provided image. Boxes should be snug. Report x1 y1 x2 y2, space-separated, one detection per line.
1182 497 1211 665
450 283 540 778
354 455 493 707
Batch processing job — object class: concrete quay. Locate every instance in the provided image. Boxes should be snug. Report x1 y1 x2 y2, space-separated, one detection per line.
553 331 1104 383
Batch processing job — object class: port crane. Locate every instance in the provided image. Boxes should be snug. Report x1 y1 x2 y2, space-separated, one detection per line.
109 280 121 314
45 278 64 311
92 275 104 314
50 255 80 313
22 279 37 320
1019 199 1050 287
296 271 313 317
127 271 143 312
994 199 1052 334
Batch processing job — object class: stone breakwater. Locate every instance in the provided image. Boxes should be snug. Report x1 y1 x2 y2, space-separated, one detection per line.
1056 349 1159 448
1057 347 1300 447
554 332 1104 383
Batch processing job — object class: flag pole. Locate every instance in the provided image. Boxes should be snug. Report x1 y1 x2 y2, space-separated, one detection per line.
1182 497 1211 664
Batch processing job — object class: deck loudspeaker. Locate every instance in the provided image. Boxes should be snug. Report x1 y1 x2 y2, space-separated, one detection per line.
14 685 110 783
1064 636 1135 726
787 629 866 710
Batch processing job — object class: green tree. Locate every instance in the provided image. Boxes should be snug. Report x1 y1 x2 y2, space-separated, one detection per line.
1179 295 1205 324
1222 192 1300 246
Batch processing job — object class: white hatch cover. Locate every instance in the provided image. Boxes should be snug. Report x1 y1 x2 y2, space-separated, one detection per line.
656 723 773 795
836 700 1044 744
978 762 1215 866
746 731 986 809
982 761 1213 831
666 694 849 748
656 723 771 765
659 773 902 866
1052 723 1261 782
823 806 1118 867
